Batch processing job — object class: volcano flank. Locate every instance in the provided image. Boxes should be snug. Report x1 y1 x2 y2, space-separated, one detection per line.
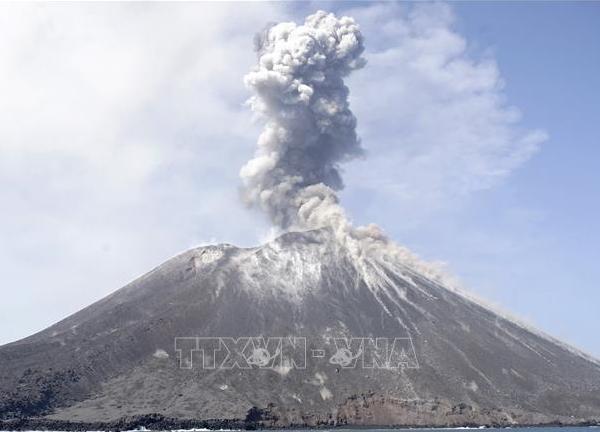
1 229 599 429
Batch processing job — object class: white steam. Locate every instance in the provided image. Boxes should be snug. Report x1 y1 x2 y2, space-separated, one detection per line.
241 10 454 287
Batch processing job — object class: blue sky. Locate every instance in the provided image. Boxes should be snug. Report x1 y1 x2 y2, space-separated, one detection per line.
0 2 598 357
396 1 600 355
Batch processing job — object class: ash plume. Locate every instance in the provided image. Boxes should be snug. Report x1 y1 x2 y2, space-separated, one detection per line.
241 11 365 231
241 10 453 287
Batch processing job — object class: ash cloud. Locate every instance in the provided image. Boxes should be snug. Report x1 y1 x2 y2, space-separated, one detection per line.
241 10 453 285
241 11 366 231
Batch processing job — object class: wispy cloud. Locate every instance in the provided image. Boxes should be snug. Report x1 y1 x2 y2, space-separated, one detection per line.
341 3 547 227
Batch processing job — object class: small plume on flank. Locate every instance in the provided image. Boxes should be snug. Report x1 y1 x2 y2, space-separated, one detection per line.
241 10 455 288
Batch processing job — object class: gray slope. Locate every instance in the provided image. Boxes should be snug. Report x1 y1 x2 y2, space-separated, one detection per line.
0 229 599 426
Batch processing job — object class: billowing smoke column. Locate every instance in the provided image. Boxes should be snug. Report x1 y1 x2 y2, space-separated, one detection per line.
241 10 365 233
241 10 454 287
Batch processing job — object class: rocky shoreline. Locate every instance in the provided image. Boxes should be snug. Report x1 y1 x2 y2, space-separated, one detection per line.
1 412 599 432
0 414 242 432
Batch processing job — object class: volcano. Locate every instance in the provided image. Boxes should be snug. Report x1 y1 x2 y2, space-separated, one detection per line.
1 229 599 429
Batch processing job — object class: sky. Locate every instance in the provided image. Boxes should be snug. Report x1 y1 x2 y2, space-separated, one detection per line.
0 2 598 357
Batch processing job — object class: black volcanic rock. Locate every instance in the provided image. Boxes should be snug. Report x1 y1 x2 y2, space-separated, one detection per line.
1 229 599 427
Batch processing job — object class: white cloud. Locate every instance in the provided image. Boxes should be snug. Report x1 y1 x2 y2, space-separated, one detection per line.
0 3 287 343
340 3 547 228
